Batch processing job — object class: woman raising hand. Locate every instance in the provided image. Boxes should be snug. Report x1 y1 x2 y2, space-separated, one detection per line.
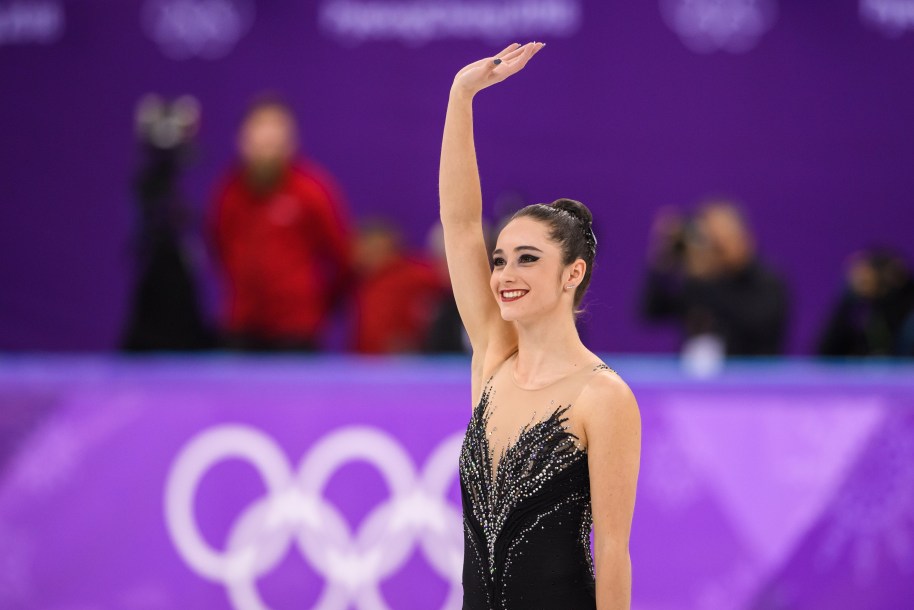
441 43 642 609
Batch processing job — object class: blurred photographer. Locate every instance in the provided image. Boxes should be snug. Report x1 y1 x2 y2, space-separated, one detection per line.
640 200 789 356
121 94 214 351
818 249 914 357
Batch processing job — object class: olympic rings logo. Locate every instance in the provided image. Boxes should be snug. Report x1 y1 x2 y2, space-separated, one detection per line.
164 425 465 610
142 0 255 61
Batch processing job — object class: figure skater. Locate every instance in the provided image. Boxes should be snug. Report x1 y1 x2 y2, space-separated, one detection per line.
441 42 641 609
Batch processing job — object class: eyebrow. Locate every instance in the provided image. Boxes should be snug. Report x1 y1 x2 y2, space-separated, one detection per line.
492 246 544 255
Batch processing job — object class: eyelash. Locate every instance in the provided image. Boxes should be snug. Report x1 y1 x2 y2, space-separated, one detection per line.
492 254 539 267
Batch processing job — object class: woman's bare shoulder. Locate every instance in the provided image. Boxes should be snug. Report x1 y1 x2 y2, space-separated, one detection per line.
577 365 639 425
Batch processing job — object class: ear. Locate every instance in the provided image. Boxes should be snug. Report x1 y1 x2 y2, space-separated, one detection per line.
565 259 587 284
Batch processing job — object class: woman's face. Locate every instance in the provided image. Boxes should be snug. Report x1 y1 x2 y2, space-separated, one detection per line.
490 217 569 322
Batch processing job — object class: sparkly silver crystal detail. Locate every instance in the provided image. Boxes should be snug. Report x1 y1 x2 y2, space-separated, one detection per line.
459 373 598 607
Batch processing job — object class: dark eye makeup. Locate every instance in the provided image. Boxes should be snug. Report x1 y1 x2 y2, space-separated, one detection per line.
491 254 539 267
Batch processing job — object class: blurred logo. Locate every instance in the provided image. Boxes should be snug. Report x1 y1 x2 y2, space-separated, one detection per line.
660 0 778 53
142 0 255 60
860 0 914 37
318 0 581 45
164 425 465 610
0 0 64 45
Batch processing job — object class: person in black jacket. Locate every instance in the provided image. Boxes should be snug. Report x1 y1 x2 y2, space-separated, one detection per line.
640 200 789 356
818 248 914 357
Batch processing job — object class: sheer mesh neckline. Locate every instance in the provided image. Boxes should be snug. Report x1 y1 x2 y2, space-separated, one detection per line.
506 351 608 392
479 354 613 483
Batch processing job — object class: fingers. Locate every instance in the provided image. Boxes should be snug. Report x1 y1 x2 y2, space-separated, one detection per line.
502 42 544 67
500 43 531 64
464 42 542 76
486 43 522 74
495 42 522 58
499 42 544 76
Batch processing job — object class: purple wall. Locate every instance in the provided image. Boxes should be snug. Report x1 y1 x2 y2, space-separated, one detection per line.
2 0 913 352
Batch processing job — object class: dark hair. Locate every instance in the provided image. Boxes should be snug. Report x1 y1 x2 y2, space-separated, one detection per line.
511 198 596 312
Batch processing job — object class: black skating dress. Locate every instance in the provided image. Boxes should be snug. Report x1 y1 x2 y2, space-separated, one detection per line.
459 353 613 609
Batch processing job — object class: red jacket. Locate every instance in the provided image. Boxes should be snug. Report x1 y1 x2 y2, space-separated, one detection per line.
212 161 352 341
353 256 446 354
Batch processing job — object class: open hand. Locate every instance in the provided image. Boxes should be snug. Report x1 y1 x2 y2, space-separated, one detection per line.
451 42 545 98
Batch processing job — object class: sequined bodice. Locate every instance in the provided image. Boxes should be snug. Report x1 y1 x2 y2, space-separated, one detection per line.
458 357 610 610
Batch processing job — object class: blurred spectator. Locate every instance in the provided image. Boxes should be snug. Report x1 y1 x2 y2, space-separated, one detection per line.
818 249 914 357
351 219 444 354
211 96 352 351
423 222 470 353
640 200 789 356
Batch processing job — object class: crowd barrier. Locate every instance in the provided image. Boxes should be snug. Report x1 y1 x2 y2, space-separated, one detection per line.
0 355 912 609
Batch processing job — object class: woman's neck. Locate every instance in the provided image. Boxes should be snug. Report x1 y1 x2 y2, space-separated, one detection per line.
512 310 591 386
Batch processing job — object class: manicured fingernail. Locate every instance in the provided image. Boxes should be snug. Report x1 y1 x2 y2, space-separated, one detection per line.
493 58 502 65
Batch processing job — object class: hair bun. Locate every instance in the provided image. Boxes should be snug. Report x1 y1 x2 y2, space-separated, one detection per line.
551 198 593 227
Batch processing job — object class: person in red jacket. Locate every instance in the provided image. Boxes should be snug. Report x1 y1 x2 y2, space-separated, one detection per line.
212 97 352 350
351 220 446 354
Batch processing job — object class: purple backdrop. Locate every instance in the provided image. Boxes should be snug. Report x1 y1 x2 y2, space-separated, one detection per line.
1 0 914 352
1 356 913 609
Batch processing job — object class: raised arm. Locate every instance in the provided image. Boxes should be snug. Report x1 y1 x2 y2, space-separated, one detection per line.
439 42 544 398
